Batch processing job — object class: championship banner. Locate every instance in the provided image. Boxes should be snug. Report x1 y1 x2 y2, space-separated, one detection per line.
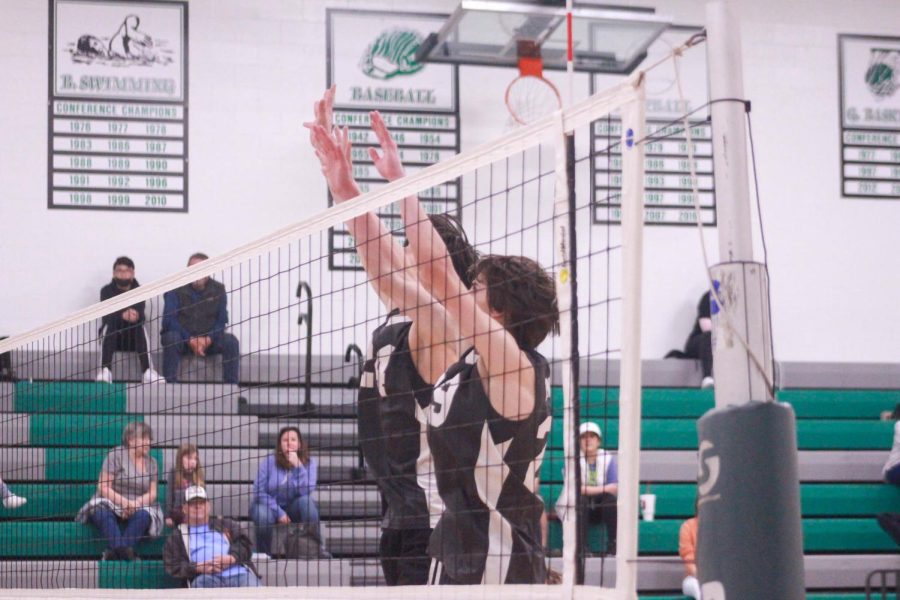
49 0 188 212
326 9 460 270
839 34 900 199
592 26 716 227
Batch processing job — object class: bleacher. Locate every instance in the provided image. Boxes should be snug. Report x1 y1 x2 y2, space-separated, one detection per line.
0 355 897 595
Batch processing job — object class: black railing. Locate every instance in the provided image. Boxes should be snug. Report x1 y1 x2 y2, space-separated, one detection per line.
344 342 368 480
296 281 313 412
866 569 900 599
344 343 363 388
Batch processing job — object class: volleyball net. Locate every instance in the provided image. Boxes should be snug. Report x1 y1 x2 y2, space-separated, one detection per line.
0 74 646 599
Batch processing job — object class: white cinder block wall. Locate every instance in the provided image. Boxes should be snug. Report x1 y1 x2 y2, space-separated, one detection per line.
0 0 897 363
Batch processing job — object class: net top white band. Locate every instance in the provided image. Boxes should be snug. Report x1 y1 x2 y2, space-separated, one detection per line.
0 74 643 355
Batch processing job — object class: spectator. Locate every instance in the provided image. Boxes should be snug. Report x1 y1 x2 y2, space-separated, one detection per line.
679 505 701 599
161 253 240 384
249 426 326 556
0 475 26 509
75 422 163 560
165 443 205 527
96 256 162 384
555 421 618 555
163 485 260 588
877 404 900 545
685 291 713 389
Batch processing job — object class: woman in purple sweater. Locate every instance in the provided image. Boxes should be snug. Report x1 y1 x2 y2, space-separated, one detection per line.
249 426 325 555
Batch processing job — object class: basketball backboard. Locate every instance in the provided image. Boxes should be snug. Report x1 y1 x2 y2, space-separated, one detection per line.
415 1 670 73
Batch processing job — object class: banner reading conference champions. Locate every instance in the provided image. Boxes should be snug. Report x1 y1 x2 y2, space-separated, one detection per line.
49 0 188 212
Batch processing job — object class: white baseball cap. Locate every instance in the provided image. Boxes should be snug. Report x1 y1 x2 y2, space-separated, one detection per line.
184 485 209 503
579 422 602 438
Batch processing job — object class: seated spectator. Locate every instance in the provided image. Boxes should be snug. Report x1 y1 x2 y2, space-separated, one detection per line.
877 404 900 545
679 505 701 599
163 485 260 588
0 475 26 509
667 291 714 389
250 426 326 556
161 253 240 384
96 256 162 384
75 422 163 560
165 443 205 527
555 421 618 555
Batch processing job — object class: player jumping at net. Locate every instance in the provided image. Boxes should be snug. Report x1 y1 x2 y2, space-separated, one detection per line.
307 89 558 585
306 87 478 586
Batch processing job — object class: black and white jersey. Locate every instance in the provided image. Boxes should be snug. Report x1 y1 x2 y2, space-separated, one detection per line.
357 310 442 530
424 347 552 584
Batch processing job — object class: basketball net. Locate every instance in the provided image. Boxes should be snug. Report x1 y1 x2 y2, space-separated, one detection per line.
505 40 562 126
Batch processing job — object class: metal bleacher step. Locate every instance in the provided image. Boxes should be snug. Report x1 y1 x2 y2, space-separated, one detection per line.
349 558 386 587
238 386 359 418
259 419 358 449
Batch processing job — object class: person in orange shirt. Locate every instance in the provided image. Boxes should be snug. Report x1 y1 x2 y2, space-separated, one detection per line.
679 511 701 599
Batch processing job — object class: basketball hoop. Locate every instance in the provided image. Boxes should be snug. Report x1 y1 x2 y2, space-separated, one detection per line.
505 40 562 126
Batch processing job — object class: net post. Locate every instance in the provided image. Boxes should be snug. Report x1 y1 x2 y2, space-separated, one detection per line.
553 111 578 597
705 0 774 405
616 81 646 599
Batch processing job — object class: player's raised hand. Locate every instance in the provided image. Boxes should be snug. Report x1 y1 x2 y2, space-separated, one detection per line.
305 122 358 202
367 111 405 182
313 85 336 132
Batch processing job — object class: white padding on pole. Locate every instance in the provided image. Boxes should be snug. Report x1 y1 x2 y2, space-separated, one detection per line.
616 81 646 598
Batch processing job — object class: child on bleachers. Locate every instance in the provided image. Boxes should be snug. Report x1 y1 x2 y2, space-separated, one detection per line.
0 475 26 509
165 443 205 527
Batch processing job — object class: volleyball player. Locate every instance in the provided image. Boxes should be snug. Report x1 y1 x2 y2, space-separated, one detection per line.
306 87 477 585
307 99 557 585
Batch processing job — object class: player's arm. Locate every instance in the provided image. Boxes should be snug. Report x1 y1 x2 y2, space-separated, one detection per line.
306 101 456 352
365 111 461 377
368 111 536 421
305 87 408 311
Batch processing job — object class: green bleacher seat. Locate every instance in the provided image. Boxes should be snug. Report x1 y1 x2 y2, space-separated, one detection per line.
98 560 179 589
14 382 127 414
30 414 145 447
545 518 895 554
549 387 900 420
0 522 166 558
538 483 900 518
778 389 900 419
0 483 168 519
544 418 893 451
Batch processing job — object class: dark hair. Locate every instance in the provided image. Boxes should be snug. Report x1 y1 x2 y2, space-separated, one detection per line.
275 426 309 470
428 213 479 289
892 403 900 420
113 256 135 270
187 252 209 266
473 255 559 349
